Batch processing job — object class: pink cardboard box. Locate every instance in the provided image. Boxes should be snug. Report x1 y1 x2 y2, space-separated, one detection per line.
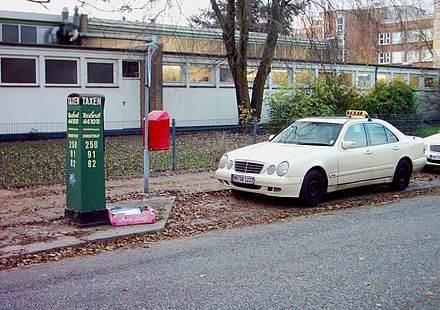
108 206 156 226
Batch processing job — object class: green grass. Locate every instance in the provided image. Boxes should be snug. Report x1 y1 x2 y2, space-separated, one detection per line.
0 132 255 188
423 125 440 137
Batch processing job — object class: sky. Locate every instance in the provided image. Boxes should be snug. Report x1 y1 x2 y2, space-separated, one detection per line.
1 0 435 25
1 0 212 25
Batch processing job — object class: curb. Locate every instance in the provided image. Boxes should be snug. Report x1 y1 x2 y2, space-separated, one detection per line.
0 196 175 260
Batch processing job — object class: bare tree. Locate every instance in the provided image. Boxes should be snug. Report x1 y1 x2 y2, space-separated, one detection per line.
209 0 307 118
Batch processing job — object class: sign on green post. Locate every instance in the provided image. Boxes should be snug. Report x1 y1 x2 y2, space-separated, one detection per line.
65 93 108 226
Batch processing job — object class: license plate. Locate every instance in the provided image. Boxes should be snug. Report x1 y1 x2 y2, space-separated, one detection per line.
430 154 440 160
231 174 255 185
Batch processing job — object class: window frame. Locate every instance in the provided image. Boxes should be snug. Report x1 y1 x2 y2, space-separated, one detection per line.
378 52 391 64
357 72 372 89
392 31 404 44
378 32 390 45
44 57 79 87
122 60 140 79
85 59 117 87
0 55 39 86
0 23 37 44
343 123 368 148
392 51 404 64
189 64 214 87
294 69 314 86
162 63 185 86
219 66 235 86
365 123 398 146
271 68 290 87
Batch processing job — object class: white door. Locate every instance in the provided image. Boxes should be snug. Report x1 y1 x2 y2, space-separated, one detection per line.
121 60 141 129
338 123 373 184
365 123 401 179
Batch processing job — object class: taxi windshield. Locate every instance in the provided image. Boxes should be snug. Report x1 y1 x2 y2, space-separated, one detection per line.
271 121 343 146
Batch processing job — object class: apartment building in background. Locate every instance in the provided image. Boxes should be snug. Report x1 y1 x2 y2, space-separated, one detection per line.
298 2 436 68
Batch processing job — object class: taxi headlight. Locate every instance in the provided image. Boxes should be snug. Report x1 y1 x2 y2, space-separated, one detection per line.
218 154 228 169
267 165 276 175
424 144 428 153
277 161 289 176
227 160 233 169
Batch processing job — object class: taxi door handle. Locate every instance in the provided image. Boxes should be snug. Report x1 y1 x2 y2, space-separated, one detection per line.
365 149 372 155
393 146 400 151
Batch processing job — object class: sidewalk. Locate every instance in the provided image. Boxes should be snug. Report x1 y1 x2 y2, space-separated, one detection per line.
0 171 222 259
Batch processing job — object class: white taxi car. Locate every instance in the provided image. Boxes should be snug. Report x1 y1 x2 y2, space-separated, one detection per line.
424 131 440 167
215 111 426 206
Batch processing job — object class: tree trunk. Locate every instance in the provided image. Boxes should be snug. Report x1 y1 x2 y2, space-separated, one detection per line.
251 0 283 118
210 0 251 114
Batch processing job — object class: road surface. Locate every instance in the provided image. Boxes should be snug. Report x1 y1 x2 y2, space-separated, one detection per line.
1 195 439 309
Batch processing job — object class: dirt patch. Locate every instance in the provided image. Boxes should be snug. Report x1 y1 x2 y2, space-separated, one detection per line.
0 170 439 270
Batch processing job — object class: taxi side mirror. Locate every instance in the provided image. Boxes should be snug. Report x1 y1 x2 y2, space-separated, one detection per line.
342 140 357 149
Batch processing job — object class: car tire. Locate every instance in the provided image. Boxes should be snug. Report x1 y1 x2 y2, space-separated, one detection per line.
299 170 326 207
390 159 411 191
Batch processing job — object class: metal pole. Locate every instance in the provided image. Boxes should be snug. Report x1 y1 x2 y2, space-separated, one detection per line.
143 43 157 193
172 118 176 170
143 86 150 193
253 116 257 144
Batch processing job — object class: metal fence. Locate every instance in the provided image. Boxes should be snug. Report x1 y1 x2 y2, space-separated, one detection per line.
1 114 439 188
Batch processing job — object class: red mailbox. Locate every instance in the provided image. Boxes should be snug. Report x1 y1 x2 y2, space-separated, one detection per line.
143 110 170 151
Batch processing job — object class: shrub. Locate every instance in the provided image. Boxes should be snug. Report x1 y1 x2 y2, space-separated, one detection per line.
350 80 419 115
265 76 358 122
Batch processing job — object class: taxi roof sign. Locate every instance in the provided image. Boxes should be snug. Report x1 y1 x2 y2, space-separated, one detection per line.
346 110 369 117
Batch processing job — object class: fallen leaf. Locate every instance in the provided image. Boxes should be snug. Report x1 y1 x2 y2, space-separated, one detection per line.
425 290 434 297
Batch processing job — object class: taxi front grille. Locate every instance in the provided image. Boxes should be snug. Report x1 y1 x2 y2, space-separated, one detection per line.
430 145 440 152
235 161 264 174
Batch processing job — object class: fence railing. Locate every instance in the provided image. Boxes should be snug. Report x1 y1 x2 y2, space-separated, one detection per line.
1 114 439 188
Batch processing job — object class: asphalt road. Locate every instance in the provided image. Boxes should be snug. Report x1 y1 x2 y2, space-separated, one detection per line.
1 195 439 309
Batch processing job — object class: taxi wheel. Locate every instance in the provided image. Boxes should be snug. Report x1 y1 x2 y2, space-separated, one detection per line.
390 160 411 191
300 170 326 207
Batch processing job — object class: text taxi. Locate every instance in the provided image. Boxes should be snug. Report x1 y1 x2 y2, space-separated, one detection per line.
215 111 426 206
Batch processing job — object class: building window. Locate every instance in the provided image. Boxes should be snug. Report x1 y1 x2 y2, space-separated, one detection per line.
163 65 182 83
87 61 115 84
318 71 334 80
407 30 419 43
295 70 313 85
45 59 78 85
424 76 438 88
357 73 371 88
376 73 389 84
378 52 390 64
421 50 433 62
378 33 390 45
338 72 352 86
392 31 404 44
393 74 406 82
336 16 345 33
421 28 433 41
122 61 140 78
21 26 37 43
2 24 19 42
271 69 289 85
1 24 37 43
406 50 419 63
220 67 234 83
409 75 420 88
392 51 404 64
190 65 212 83
0 57 37 84
246 68 257 83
